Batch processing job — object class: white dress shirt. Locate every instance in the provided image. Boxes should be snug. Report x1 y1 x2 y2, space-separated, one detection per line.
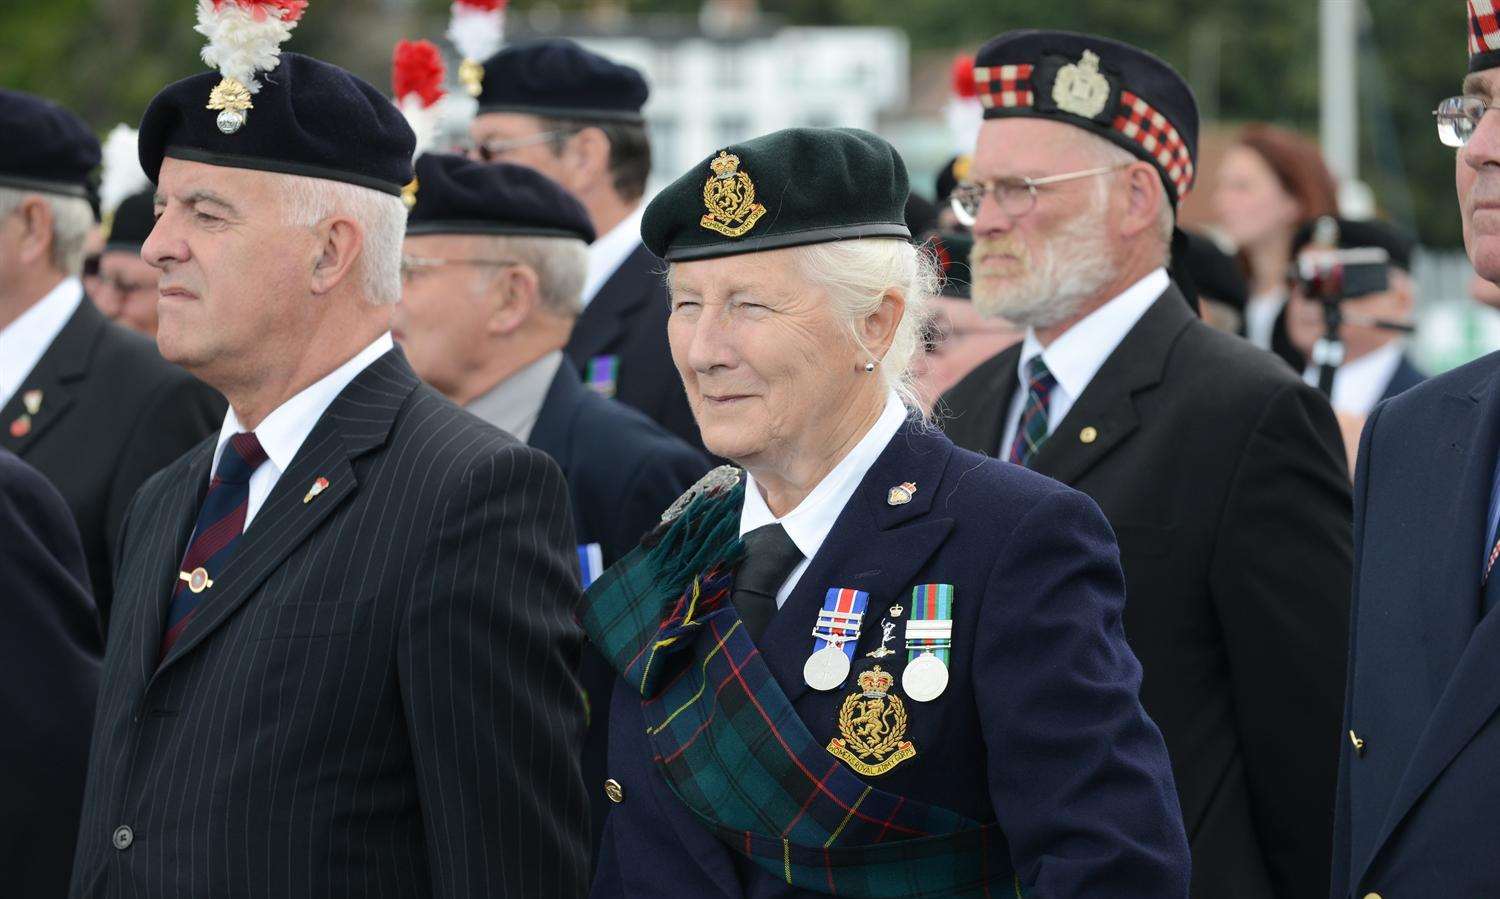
209 333 393 527
739 392 908 608
999 268 1169 457
0 276 83 409
1243 289 1286 351
1301 340 1404 417
464 350 563 443
581 204 646 309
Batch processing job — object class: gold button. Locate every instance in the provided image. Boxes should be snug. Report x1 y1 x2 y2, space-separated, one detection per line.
604 778 624 804
1079 426 1098 444
1362 893 1382 899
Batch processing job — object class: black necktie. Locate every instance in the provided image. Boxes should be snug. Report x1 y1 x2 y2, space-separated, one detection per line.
733 523 804 641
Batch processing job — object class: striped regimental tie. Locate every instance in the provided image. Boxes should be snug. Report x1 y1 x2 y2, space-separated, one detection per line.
1006 355 1057 468
160 432 268 660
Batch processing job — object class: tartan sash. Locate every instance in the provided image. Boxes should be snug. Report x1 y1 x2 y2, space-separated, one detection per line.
580 478 1021 898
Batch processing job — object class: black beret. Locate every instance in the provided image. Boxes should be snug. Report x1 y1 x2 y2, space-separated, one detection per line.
925 230 975 299
1290 217 1416 272
139 52 416 196
405 153 594 243
972 30 1199 205
0 89 100 199
904 192 938 239
642 127 910 262
1175 230 1247 311
477 39 647 124
104 189 157 253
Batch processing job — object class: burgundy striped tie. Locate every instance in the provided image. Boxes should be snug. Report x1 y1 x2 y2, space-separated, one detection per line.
160 432 268 660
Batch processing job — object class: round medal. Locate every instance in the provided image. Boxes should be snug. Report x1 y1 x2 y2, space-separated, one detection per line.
902 652 949 702
803 644 852 691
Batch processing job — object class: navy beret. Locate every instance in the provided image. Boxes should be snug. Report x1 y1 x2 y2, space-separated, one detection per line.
405 153 594 243
642 127 910 262
0 89 100 199
1290 217 1416 272
477 39 648 123
138 52 416 196
973 30 1199 204
104 189 156 253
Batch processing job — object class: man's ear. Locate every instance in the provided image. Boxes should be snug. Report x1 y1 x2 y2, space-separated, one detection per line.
487 264 541 336
561 127 612 193
14 196 57 267
309 215 364 296
1118 162 1165 241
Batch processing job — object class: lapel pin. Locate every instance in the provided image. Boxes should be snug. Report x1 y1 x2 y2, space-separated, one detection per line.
179 567 214 593
22 389 42 416
9 416 30 438
1079 426 1098 444
886 481 917 506
303 476 330 504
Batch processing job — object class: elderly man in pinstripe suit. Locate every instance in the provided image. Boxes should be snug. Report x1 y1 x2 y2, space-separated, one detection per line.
69 52 589 899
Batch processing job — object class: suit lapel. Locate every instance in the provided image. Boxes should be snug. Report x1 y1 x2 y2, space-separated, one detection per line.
565 245 654 368
757 423 957 708
0 299 103 455
1030 289 1190 485
150 349 418 678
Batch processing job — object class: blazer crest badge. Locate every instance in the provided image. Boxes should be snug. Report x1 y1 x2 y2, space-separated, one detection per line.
827 665 917 776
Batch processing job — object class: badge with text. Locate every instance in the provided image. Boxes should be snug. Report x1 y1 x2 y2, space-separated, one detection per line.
577 542 604 589
803 587 868 691
903 584 955 702
826 665 917 777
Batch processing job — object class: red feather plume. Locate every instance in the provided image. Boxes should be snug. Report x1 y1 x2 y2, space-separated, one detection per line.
393 40 447 108
211 0 309 23
951 54 977 100
454 0 507 10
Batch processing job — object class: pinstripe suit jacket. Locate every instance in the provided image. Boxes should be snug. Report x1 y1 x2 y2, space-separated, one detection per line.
70 348 590 899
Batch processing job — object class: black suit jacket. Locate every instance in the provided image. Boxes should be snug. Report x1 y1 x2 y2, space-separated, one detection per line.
527 361 710 865
0 297 223 630
0 449 101 899
1332 352 1500 897
941 287 1353 899
564 243 702 453
70 348 590 899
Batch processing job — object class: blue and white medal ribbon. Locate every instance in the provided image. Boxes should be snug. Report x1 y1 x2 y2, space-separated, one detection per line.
803 588 869 691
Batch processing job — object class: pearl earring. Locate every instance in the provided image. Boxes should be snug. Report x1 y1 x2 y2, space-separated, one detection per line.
864 361 877 373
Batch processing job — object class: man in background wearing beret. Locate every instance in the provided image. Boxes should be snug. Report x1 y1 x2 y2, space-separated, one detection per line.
94 188 163 337
70 43 588 899
394 152 709 862
1332 6 1500 894
466 38 705 454
940 31 1352 898
0 88 223 633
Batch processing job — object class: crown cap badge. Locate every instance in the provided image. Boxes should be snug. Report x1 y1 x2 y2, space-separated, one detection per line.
857 665 895 696
709 150 742 179
1052 49 1112 120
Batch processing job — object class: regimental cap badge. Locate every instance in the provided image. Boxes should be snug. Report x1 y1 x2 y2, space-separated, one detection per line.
1052 49 1112 120
886 481 917 506
447 0 508 97
699 150 768 239
197 0 309 134
401 177 420 209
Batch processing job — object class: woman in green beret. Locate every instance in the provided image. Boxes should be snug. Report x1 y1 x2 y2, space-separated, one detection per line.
580 127 1189 898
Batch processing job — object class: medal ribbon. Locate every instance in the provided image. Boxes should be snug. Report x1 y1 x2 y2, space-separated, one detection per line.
811 588 869 663
906 583 954 666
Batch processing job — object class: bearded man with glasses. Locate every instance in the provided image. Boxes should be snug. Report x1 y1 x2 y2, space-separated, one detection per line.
940 31 1353 899
1331 5 1500 897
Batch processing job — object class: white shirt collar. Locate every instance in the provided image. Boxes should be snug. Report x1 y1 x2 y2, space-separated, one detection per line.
739 392 908 607
1302 340 1405 416
0 276 83 409
581 204 646 308
211 333 394 480
464 350 563 443
1017 267 1169 399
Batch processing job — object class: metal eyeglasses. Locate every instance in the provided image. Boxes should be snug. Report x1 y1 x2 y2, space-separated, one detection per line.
1434 95 1500 148
948 162 1131 226
469 130 577 162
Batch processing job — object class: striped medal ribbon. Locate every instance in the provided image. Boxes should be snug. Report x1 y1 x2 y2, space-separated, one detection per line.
803 588 869 691
903 584 954 702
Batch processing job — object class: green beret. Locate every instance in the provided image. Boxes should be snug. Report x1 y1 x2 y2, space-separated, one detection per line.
641 127 911 262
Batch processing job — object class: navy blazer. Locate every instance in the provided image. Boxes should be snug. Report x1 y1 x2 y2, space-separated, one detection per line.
1333 351 1500 897
0 449 101 899
564 243 704 454
591 422 1190 898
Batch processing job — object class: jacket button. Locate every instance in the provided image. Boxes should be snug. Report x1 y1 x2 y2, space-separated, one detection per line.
1362 893 1382 899
604 778 625 804
112 825 134 850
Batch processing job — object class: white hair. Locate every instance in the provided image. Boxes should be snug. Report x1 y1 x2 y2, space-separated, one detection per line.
1083 134 1176 259
487 235 589 316
276 175 406 305
0 186 95 275
790 238 940 416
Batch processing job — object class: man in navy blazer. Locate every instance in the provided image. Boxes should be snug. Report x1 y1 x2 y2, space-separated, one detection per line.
1331 7 1500 896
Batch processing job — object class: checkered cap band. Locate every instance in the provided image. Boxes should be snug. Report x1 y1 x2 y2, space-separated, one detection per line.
974 63 1035 109
1473 0 1500 56
1112 90 1195 199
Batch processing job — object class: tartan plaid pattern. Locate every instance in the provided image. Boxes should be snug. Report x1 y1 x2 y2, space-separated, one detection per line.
973 63 1034 110
1473 0 1500 56
1112 90 1196 199
1007 356 1056 468
580 483 1021 898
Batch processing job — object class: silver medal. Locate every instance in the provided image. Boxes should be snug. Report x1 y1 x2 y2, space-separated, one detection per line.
803 644 852 691
902 651 949 702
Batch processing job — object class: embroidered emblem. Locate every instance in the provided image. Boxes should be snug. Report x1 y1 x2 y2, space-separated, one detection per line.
1052 50 1112 119
207 77 254 134
827 665 917 776
886 481 917 506
699 151 767 238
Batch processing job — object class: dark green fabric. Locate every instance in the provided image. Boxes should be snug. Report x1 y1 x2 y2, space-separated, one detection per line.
641 127 911 262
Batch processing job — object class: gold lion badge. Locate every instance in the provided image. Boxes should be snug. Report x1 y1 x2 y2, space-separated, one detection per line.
827 665 917 777
1052 49 1112 119
699 150 767 238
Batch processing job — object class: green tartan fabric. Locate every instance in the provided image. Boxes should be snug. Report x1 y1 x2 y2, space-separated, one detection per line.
579 479 1022 898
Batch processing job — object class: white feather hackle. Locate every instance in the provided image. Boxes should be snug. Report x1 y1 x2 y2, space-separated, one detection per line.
99 125 149 217
195 0 300 93
945 97 982 157
446 2 504 63
398 95 441 158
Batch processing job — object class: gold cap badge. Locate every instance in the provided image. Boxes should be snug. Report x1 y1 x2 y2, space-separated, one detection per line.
1052 49 1112 119
207 77 254 134
699 151 767 238
402 177 420 210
